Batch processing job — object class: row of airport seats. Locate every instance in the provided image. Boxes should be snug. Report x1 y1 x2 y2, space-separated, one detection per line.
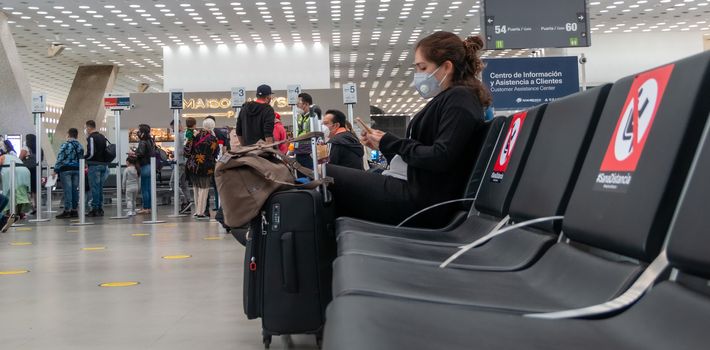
322 51 710 349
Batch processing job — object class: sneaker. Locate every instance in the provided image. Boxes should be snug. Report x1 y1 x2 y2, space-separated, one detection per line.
70 210 79 218
127 211 136 216
2 214 16 233
180 202 193 214
86 209 97 217
56 211 73 219
97 208 104 217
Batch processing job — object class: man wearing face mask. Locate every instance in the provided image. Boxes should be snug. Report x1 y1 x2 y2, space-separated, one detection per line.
294 92 316 171
84 120 111 217
323 109 364 170
326 32 491 227
236 84 275 146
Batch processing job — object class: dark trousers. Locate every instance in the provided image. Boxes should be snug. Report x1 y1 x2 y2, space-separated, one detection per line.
326 164 417 226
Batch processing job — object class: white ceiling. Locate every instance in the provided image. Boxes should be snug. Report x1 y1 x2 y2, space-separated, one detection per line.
0 0 709 114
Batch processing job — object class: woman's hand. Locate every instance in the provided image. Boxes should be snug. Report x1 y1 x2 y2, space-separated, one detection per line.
360 129 386 150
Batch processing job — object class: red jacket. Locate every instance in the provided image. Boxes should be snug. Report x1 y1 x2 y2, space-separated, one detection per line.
273 120 288 153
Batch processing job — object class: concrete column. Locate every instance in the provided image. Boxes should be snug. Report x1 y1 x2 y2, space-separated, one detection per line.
0 12 34 136
52 65 118 152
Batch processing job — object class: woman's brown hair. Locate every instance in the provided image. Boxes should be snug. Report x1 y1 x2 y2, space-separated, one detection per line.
416 31 492 107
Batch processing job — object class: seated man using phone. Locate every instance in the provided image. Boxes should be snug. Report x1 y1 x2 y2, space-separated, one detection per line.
322 110 364 170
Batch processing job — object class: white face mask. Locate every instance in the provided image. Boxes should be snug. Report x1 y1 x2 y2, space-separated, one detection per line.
322 125 331 139
83 128 88 136
412 66 447 99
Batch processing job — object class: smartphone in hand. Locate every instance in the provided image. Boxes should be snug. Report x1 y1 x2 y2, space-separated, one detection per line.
356 117 373 134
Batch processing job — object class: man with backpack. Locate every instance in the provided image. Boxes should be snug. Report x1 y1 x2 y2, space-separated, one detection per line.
84 120 112 217
235 84 275 146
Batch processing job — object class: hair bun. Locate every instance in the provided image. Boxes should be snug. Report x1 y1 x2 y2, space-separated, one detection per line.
463 35 484 52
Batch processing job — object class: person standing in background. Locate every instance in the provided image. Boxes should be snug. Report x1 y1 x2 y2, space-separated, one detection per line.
123 156 140 216
84 120 110 217
235 84 275 146
185 117 197 142
170 119 193 214
134 124 155 214
54 128 83 219
19 134 44 215
185 118 219 219
273 112 288 154
294 92 315 170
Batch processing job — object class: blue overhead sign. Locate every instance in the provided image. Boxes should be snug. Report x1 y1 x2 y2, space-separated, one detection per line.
483 56 580 110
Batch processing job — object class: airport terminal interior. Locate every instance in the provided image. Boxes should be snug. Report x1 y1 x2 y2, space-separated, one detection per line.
1 0 709 349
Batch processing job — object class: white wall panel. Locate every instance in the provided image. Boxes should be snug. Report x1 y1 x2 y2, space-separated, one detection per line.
566 32 705 85
163 43 330 92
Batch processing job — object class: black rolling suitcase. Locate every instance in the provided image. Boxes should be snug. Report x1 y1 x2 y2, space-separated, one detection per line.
243 133 335 349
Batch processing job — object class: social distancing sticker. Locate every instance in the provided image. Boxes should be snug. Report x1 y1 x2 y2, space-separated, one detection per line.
82 247 107 251
491 111 528 183
10 242 33 246
162 255 192 260
595 64 674 193
99 281 139 287
0 270 29 275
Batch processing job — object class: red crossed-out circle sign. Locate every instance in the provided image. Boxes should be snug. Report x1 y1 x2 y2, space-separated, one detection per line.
600 64 675 172
494 111 528 173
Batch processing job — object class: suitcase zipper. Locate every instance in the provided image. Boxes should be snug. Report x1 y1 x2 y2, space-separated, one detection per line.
261 210 268 236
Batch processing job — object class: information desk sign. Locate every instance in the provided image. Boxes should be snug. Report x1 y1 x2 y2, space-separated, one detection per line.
483 56 579 110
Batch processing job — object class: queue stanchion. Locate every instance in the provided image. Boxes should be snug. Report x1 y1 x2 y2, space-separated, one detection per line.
29 111 49 223
45 189 55 213
71 159 93 226
580 53 588 91
45 172 57 213
168 103 186 218
108 105 128 219
287 84 301 137
342 82 367 169
143 157 165 224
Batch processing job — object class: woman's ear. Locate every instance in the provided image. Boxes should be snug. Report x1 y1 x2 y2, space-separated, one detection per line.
444 60 455 76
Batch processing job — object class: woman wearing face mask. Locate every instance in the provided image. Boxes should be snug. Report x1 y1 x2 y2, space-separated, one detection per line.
326 32 491 227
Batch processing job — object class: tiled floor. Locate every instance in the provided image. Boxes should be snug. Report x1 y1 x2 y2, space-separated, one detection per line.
0 211 319 349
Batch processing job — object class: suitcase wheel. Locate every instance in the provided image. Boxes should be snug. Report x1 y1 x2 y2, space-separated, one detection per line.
263 335 272 349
